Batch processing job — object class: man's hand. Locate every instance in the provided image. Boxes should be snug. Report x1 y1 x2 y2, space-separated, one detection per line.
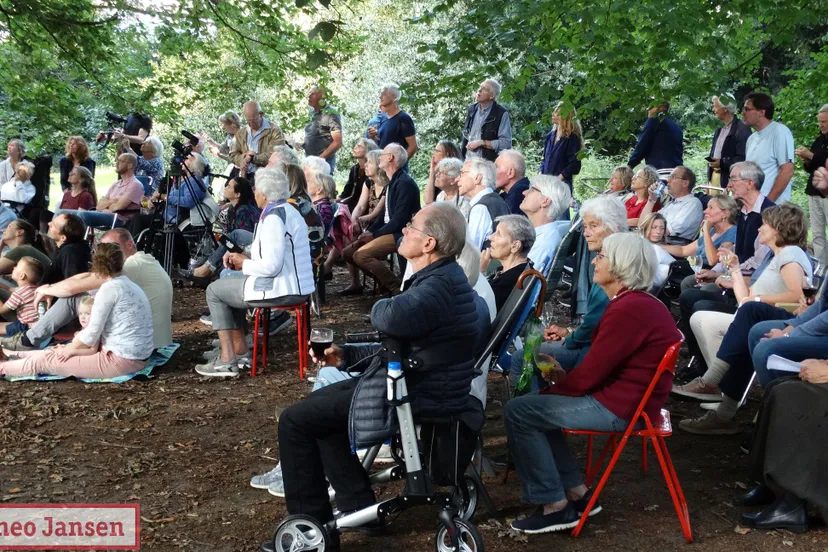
695 269 718 283
225 252 248 270
708 158 721 169
34 285 53 308
367 126 378 140
466 140 484 151
544 324 570 341
537 353 566 384
795 146 813 161
309 342 344 368
715 275 734 289
358 232 373 244
800 359 828 384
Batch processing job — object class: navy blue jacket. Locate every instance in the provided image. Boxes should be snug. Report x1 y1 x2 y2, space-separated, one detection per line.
368 168 420 242
628 116 684 170
540 132 582 188
707 117 751 188
500 177 530 215
736 196 775 263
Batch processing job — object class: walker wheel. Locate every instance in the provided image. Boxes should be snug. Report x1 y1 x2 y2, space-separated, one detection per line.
434 518 484 552
272 514 331 552
452 475 479 521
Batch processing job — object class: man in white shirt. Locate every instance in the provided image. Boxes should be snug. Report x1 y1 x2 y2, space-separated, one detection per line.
640 166 703 241
456 157 510 250
742 92 795 202
1 229 173 351
520 174 571 270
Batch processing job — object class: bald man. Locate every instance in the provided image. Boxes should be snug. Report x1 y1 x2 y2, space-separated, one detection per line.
229 101 287 180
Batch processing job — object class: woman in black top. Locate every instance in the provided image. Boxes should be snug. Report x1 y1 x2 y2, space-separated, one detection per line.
339 138 378 212
58 136 96 191
483 214 535 311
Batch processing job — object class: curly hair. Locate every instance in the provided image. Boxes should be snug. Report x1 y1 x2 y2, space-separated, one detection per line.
65 136 90 163
91 242 125 277
762 204 807 248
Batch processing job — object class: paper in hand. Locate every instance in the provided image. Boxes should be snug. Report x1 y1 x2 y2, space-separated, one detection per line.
767 354 802 373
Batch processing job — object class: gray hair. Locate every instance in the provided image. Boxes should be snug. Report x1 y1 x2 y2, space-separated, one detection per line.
310 171 337 200
637 165 660 189
482 78 502 99
15 160 34 180
365 150 389 187
7 139 25 157
385 143 408 169
602 233 657 291
580 195 628 234
436 157 464 180
819 104 828 115
381 83 402 103
255 168 290 201
270 145 299 167
145 135 164 158
495 214 536 253
421 202 467 258
218 110 241 127
497 149 526 178
357 137 379 154
187 153 206 177
730 160 764 190
464 157 496 190
531 174 572 220
303 155 331 176
456 240 481 287
713 95 738 115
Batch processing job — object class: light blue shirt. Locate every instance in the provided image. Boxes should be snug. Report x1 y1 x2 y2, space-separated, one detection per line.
0 203 17 232
746 121 795 202
527 222 562 271
467 188 496 250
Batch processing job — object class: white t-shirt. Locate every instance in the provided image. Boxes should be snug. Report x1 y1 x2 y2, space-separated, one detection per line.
751 246 812 296
0 179 35 204
123 252 173 349
436 191 472 218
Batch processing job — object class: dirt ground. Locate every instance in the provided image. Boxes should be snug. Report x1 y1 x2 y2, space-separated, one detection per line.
1 268 827 552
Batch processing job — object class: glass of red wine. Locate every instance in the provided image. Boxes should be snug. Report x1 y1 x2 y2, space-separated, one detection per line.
309 328 334 384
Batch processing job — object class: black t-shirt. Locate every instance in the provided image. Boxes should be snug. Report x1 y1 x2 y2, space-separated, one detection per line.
488 262 528 312
44 240 91 285
124 113 153 155
377 110 415 150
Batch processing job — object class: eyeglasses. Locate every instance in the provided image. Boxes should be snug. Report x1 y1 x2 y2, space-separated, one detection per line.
594 252 607 261
528 186 543 193
405 222 432 237
742 106 756 112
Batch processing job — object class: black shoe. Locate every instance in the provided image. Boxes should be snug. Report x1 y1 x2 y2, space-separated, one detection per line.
337 285 364 297
742 494 808 533
742 484 775 507
510 503 579 534
572 489 602 517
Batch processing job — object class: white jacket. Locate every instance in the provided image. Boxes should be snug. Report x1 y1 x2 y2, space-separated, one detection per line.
1 179 35 205
242 201 315 301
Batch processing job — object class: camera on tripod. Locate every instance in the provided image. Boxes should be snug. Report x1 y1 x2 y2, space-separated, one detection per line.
169 130 201 178
97 111 128 149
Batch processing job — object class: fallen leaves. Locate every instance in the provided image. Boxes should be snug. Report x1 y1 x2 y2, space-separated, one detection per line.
734 525 752 535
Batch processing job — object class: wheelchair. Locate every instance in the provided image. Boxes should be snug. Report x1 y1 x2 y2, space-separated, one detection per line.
269 336 485 552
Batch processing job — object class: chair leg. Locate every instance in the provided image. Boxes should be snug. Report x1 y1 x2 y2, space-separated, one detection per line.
261 308 269 370
252 308 261 377
585 436 614 487
738 372 757 408
642 437 648 474
653 436 693 543
296 306 306 379
572 435 630 537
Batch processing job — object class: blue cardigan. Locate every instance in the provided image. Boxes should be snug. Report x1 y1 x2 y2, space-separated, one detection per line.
628 116 684 170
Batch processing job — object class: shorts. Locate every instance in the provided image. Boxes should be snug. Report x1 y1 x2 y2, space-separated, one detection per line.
5 319 29 337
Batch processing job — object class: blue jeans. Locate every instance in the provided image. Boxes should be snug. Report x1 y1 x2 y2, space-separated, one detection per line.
206 229 254 270
510 342 589 393
311 367 357 392
504 393 626 504
748 320 828 387
56 209 122 228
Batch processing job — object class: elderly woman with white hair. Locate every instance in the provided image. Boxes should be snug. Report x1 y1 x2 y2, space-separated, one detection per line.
1 160 36 206
0 139 25 185
509 195 625 390
507 232 681 534
136 135 165 187
433 157 470 216
302 155 331 181
196 168 315 377
485 214 535 311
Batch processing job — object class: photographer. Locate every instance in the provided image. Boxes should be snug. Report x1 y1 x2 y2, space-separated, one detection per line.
268 203 484 548
96 112 152 156
160 152 207 224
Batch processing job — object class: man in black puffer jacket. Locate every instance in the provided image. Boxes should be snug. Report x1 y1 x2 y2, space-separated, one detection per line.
272 203 484 550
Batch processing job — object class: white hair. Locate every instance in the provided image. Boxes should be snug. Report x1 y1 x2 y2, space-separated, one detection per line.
270 145 299 167
602 233 657 291
436 157 463 180
302 155 331 176
255 168 290 201
531 174 571 220
580 195 628 234
186 153 206 177
497 149 525 178
483 78 502 99
218 111 241 127
385 143 408 169
381 83 402 102
310 171 337 200
494 214 536 253
464 157 496 190
457 240 481 287
145 135 164 158
713 95 737 115
819 104 828 115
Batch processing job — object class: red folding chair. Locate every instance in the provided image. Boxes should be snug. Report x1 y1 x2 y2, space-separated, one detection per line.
251 301 310 378
563 340 692 543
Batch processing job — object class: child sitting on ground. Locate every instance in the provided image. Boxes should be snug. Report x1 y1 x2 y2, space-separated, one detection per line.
70 295 99 354
0 256 43 336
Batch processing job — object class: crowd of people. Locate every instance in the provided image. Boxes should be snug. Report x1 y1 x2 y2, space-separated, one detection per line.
2 81 828 546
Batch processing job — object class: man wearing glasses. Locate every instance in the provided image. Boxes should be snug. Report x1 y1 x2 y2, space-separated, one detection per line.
638 166 703 241
742 92 795 203
229 101 286 182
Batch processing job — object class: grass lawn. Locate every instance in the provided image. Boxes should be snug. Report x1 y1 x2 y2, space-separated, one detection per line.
47 167 118 211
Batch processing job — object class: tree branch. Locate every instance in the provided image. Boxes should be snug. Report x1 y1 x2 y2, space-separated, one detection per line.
204 0 290 57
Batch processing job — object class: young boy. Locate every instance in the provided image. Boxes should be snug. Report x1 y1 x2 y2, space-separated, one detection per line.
0 256 44 336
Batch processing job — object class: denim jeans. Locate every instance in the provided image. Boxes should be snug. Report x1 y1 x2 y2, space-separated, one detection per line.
509 342 589 393
504 393 627 504
748 320 828 387
56 209 122 229
311 366 357 392
206 229 254 270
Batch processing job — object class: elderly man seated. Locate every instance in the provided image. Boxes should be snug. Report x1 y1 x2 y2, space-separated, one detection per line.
59 153 144 229
1 228 173 352
458 157 510 250
341 143 420 295
520 174 571 269
264 203 485 552
638 165 703 241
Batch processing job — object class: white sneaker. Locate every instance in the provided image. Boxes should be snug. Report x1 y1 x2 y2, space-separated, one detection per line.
250 463 282 490
194 358 239 377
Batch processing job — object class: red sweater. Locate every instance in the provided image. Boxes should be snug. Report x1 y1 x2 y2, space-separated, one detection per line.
543 289 681 423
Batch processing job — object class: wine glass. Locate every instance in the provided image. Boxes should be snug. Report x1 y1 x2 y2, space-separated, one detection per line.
688 255 704 274
308 328 334 385
533 350 564 385
802 275 819 306
718 244 736 280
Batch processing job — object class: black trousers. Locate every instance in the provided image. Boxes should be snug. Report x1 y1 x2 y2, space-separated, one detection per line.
678 286 736 369
279 378 375 524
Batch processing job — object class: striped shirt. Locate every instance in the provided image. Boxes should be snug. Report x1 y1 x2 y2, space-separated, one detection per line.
5 284 38 325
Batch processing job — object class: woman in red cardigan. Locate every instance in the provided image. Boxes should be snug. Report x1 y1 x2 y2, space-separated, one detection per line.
507 232 681 534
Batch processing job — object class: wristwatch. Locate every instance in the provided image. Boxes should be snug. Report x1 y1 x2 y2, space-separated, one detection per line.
754 296 761 302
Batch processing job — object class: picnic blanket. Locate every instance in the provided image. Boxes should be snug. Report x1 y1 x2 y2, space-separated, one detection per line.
2 343 180 383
